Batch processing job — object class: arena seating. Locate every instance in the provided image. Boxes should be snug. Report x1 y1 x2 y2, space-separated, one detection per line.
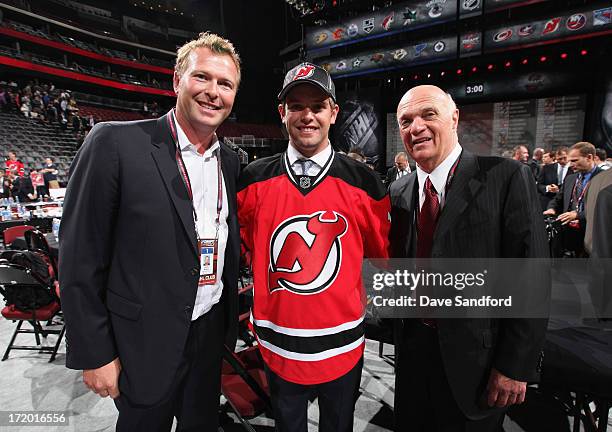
77 105 146 122
0 112 78 184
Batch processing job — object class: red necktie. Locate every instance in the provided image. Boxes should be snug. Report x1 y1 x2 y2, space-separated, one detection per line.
416 176 440 258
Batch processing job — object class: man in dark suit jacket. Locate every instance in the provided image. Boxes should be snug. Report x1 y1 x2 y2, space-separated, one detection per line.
60 33 241 432
544 142 602 256
385 151 411 187
391 85 548 431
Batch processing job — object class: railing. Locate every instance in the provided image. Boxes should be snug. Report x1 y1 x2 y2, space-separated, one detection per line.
224 136 272 148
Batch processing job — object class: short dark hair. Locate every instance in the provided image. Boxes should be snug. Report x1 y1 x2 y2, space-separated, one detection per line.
595 148 608 161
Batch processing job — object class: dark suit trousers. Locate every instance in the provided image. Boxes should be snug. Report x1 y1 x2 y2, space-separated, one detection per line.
395 322 504 432
114 301 224 432
265 357 363 432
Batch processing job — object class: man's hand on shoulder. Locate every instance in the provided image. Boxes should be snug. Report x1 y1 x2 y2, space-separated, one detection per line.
83 357 122 399
486 368 526 408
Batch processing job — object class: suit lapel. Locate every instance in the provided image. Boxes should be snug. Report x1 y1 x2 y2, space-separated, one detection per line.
150 112 198 257
564 173 577 211
392 174 418 257
434 151 482 243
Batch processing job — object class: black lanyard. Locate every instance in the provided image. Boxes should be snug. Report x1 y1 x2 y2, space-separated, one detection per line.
167 109 223 238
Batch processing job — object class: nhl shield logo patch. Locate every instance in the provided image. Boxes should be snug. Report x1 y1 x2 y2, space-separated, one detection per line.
299 176 311 189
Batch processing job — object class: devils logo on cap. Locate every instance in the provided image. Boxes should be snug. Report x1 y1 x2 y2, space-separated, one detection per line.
293 65 316 81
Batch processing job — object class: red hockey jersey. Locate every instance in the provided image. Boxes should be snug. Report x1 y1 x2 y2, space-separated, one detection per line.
238 150 390 384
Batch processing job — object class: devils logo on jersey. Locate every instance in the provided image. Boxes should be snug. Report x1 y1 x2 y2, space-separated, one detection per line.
269 211 348 295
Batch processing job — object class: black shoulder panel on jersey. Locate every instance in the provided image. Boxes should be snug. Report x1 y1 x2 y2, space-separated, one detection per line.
238 153 285 192
329 153 387 200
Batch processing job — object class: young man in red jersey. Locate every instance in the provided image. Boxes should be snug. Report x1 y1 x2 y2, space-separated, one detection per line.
238 63 390 432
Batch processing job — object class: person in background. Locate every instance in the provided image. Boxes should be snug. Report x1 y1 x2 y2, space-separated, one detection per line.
385 151 411 188
5 151 25 177
30 169 46 199
11 170 35 202
544 142 603 256
594 148 611 171
40 157 59 192
347 146 366 163
542 150 555 165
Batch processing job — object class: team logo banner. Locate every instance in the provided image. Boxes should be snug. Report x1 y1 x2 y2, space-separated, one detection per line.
459 31 482 57
484 5 612 52
484 0 547 12
316 35 456 78
305 0 456 51
459 0 482 18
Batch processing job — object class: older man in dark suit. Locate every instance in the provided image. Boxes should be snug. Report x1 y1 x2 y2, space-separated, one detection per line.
60 33 241 432
390 85 548 431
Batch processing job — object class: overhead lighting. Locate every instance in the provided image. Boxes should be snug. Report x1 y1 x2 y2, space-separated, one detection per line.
456 68 462 75
580 49 588 56
471 66 477 72
504 61 511 68
539 56 547 62
521 58 528 65
560 53 568 59
487 64 494 70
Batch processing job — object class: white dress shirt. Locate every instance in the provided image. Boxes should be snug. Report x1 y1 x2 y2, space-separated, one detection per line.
416 144 462 210
175 121 228 320
287 141 332 176
558 163 569 184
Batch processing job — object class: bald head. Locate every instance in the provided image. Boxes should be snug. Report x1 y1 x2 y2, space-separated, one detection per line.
396 85 459 173
398 85 456 116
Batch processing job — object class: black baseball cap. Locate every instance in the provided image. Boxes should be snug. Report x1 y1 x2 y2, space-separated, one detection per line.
278 62 336 102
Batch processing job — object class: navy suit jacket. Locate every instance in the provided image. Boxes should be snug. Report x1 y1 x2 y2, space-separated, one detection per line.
60 112 240 406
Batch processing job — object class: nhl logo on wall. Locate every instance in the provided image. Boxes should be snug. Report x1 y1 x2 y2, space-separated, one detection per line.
363 18 375 33
336 60 347 70
462 0 480 11
299 176 311 189
347 23 359 37
433 41 446 52
566 14 586 31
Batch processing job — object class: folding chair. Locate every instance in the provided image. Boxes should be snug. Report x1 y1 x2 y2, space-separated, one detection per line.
0 264 64 362
2 224 34 249
221 280 272 431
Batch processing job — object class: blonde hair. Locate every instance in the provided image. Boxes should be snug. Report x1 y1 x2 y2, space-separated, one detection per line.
175 32 242 85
